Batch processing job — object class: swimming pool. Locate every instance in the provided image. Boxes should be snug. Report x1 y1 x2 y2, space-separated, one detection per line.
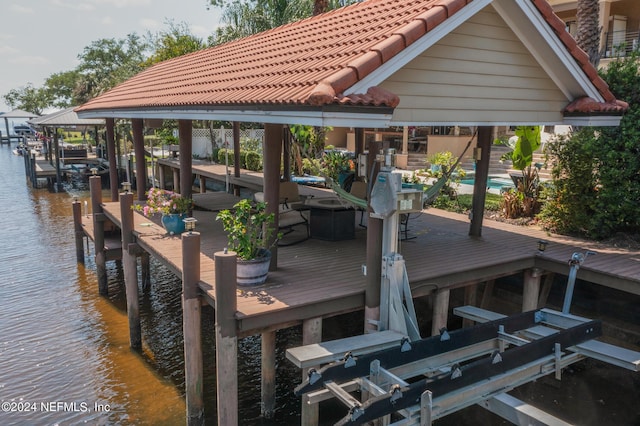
459 176 515 191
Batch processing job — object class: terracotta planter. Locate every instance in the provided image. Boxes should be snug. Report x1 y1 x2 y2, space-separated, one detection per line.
236 249 271 286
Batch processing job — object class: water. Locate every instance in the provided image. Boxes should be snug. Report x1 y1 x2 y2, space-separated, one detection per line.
1 144 638 425
0 145 309 425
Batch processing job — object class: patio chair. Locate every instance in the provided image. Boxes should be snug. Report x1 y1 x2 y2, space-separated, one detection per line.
254 181 310 246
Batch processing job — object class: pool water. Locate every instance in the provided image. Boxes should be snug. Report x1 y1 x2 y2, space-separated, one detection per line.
460 176 514 191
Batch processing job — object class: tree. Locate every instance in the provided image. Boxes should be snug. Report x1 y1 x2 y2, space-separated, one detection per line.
74 34 148 103
576 0 600 66
209 0 357 45
144 21 208 67
44 70 82 108
539 52 640 239
3 83 51 115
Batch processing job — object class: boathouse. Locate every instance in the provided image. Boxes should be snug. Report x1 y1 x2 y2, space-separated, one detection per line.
75 0 635 424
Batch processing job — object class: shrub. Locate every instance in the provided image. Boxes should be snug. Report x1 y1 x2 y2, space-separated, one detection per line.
244 150 262 171
217 148 234 165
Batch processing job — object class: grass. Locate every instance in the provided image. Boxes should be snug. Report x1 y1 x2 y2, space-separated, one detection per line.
432 192 502 214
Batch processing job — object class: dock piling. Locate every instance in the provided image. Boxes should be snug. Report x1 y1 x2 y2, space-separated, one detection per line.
261 331 276 418
72 199 84 264
214 250 238 426
183 231 204 425
90 175 108 295
119 192 141 350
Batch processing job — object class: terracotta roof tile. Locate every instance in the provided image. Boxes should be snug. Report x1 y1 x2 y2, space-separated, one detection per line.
77 0 625 117
531 0 624 111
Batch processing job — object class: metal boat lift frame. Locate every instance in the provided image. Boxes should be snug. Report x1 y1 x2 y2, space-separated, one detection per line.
288 307 640 425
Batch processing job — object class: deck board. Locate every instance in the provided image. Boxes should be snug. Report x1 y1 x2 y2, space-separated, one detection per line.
86 201 640 335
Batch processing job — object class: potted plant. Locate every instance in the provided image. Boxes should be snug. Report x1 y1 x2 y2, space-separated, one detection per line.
216 199 279 285
134 187 193 235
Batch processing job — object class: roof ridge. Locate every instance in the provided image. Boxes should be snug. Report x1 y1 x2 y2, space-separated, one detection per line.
309 0 471 104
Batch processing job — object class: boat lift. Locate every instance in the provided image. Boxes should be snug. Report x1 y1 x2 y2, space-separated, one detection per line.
287 152 640 424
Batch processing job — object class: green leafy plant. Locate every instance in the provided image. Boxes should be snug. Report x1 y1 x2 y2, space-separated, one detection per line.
216 199 279 260
321 150 354 181
426 151 465 198
494 126 543 218
134 187 192 216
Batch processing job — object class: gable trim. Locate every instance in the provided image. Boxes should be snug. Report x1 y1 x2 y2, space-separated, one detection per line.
494 0 602 101
343 0 493 96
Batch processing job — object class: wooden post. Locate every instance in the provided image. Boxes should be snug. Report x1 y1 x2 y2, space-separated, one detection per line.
172 168 180 192
53 129 62 191
282 126 291 181
141 252 151 291
462 284 478 327
158 163 166 189
263 123 283 270
469 127 492 237
522 268 542 312
232 122 241 196
179 120 193 201
30 153 37 188
480 280 495 309
301 317 322 426
90 175 108 295
106 118 119 202
538 273 555 307
72 198 84 264
215 250 238 426
261 331 276 419
183 231 204 425
431 289 450 336
132 118 147 201
365 140 382 333
119 191 141 350
199 175 206 193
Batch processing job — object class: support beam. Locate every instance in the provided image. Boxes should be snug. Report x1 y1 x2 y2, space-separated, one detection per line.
53 129 62 191
106 118 119 202
301 317 322 426
469 126 492 237
183 231 204 425
131 118 147 201
261 331 276 419
263 123 283 270
72 199 84 264
119 191 141 350
90 175 108 295
141 252 151 291
178 120 193 202
215 250 238 426
462 284 478 328
523 268 542 312
431 289 450 336
365 140 383 333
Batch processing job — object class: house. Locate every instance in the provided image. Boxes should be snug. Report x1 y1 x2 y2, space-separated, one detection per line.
76 0 627 424
550 0 640 63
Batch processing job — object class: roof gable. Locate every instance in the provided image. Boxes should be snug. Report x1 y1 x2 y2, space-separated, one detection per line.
76 0 626 127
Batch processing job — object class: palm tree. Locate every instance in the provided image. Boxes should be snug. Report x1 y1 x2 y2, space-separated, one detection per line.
313 0 329 15
575 0 600 66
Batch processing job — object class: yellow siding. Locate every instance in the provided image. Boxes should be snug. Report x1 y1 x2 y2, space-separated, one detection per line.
382 6 569 124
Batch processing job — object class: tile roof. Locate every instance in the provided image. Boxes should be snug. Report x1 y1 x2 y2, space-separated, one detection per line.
76 0 626 116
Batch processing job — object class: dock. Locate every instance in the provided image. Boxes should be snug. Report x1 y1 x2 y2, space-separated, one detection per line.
76 173 640 424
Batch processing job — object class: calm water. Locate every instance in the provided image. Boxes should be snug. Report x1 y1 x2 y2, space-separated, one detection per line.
0 144 309 425
1 143 638 425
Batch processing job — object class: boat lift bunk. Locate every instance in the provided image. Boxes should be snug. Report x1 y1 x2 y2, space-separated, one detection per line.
287 151 640 425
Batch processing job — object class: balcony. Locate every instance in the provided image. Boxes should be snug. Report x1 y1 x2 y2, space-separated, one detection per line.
602 29 640 58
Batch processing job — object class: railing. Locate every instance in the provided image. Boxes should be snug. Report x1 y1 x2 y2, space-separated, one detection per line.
602 30 640 58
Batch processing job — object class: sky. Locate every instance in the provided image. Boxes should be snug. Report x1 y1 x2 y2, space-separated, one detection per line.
0 0 222 112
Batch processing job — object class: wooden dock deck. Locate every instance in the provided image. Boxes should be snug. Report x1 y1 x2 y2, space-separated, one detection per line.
85 201 640 336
